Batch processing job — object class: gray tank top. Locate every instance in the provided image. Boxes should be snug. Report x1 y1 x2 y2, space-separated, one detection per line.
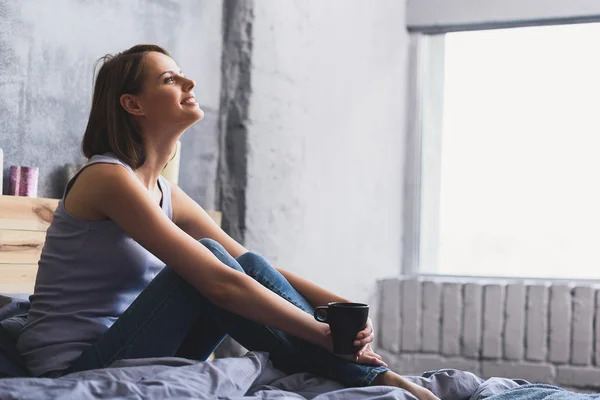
17 153 173 376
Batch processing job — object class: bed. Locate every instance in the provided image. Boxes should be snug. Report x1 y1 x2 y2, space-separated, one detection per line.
0 196 596 398
0 304 594 400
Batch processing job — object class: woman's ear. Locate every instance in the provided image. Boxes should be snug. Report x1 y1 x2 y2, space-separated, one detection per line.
120 94 144 116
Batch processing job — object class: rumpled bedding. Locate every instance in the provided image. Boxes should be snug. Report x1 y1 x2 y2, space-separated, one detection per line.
1 295 597 399
0 351 532 400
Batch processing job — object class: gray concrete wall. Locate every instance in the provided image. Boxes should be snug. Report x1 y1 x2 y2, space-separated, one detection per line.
244 0 410 305
378 277 600 390
0 0 223 207
216 0 253 244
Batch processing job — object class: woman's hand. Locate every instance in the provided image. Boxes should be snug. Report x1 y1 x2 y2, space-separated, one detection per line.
326 318 388 367
355 343 388 367
333 343 387 367
326 317 376 356
354 318 375 359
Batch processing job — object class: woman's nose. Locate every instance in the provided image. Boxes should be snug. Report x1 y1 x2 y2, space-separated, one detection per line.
184 77 195 91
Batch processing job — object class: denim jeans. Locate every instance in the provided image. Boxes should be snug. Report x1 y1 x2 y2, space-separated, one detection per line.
55 238 388 386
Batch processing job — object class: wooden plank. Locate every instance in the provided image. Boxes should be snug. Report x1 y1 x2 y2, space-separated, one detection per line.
0 196 58 231
0 230 46 264
0 264 37 294
0 282 34 294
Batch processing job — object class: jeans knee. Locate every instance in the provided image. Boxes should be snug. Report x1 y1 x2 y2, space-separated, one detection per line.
199 238 226 255
237 251 263 263
237 252 274 276
199 238 244 273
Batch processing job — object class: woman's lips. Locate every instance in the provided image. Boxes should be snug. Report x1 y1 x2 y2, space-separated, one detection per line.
181 97 197 106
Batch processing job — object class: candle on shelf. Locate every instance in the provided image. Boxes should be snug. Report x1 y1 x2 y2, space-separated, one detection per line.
9 166 39 197
160 140 181 185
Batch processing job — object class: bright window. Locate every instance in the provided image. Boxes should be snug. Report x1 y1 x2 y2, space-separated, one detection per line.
419 23 600 279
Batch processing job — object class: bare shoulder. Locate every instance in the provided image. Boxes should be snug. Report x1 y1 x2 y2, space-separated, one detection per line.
64 163 136 222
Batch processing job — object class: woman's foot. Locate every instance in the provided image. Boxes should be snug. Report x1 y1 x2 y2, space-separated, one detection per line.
372 371 440 400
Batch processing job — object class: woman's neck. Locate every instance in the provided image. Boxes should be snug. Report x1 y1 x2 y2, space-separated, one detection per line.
134 138 179 189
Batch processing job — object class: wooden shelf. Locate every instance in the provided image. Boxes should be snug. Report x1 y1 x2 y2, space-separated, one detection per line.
0 195 59 231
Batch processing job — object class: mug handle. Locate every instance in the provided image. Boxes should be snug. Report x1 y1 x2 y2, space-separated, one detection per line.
314 306 329 323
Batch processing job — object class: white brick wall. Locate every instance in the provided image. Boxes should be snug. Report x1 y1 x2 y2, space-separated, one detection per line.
526 284 548 362
380 278 401 353
441 283 462 356
571 287 594 365
462 283 482 358
482 284 504 359
421 281 442 353
401 278 421 352
548 284 571 364
504 283 525 360
377 277 600 390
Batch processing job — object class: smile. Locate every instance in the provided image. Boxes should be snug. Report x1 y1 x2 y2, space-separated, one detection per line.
181 96 197 106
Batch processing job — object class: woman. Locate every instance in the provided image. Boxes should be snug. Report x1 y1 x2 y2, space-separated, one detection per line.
17 44 437 399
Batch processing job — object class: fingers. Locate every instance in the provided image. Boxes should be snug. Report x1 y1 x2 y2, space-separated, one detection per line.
355 344 379 361
353 330 375 347
354 344 388 367
356 321 374 340
358 352 388 368
342 344 388 368
354 343 369 361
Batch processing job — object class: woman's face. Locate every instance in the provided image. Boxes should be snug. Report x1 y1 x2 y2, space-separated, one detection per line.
132 51 204 131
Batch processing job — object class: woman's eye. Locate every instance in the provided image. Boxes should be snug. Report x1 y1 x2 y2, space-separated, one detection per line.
164 76 175 83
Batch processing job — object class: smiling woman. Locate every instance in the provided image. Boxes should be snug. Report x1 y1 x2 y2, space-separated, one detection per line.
13 44 436 400
81 45 203 171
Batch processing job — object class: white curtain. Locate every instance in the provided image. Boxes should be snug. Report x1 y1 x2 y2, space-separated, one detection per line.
407 0 600 33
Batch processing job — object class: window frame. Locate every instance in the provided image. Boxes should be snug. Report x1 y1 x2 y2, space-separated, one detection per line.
402 33 446 276
403 26 600 281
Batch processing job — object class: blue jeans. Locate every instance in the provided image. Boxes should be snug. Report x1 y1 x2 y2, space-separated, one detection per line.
56 239 388 387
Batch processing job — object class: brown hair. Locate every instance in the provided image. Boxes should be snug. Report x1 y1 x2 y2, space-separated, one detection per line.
82 44 171 169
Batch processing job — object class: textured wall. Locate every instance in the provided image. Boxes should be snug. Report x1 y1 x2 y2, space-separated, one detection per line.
216 0 253 244
245 0 410 303
0 0 223 207
378 277 600 390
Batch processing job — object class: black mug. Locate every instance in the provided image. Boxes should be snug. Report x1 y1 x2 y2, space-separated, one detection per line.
313 302 369 354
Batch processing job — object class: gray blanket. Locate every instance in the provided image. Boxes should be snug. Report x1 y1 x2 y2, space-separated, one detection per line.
0 351 553 400
485 384 600 400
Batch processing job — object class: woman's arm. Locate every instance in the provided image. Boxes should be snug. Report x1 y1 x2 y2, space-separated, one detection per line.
170 183 349 306
170 182 375 354
274 268 350 305
83 164 331 350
